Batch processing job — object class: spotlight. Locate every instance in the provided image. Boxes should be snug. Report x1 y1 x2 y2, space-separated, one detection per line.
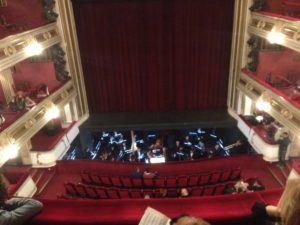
256 99 271 112
45 106 60 121
24 41 43 56
267 30 285 45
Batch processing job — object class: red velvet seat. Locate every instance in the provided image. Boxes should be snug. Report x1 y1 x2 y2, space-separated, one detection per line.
107 188 120 199
64 182 77 196
177 176 188 187
199 174 210 185
90 174 102 185
111 176 123 187
166 177 177 188
230 167 241 180
191 187 203 196
219 170 231 182
188 175 199 186
81 172 93 184
85 185 99 199
202 186 215 196
209 172 221 184
118 189 130 199
100 175 112 186
130 189 143 198
75 184 88 198
155 177 166 188
153 188 167 198
214 184 226 195
166 188 178 198
120 176 132 188
142 189 154 198
132 178 143 188
143 178 154 188
95 187 108 199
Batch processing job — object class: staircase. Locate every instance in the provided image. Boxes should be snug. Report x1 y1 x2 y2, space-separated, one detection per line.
30 167 56 196
267 161 293 187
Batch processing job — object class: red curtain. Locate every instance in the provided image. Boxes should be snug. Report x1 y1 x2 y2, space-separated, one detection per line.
72 0 234 113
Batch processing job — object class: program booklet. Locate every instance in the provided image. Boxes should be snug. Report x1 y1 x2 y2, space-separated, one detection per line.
138 207 171 225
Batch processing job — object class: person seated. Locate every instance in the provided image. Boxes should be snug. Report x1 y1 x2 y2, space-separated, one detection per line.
143 168 157 179
131 167 143 179
234 178 250 193
251 178 300 225
170 214 211 225
36 83 49 98
0 174 43 225
180 188 189 198
247 178 265 191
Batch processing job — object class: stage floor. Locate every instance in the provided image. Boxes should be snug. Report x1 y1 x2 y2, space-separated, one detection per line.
80 110 236 132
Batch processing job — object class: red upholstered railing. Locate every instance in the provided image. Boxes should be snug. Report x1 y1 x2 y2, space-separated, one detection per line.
29 189 282 225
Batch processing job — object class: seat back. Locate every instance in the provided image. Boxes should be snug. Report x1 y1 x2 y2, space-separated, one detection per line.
111 176 123 187
202 186 215 196
143 178 154 188
118 189 130 198
199 173 211 185
132 178 143 188
155 177 166 188
121 176 132 188
177 176 188 187
100 175 112 186
95 187 108 199
188 175 199 186
166 177 177 188
107 188 120 199
64 182 77 196
76 184 87 197
81 172 93 184
130 189 143 198
90 174 102 185
85 185 99 198
191 187 203 196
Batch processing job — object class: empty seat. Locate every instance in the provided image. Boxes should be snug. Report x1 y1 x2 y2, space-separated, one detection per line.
75 184 87 198
155 177 166 188
166 188 178 198
191 187 203 196
95 187 108 199
130 189 143 199
120 177 132 188
219 170 231 182
188 175 199 186
143 178 154 188
210 172 221 184
107 188 120 199
214 184 226 195
199 174 210 185
118 189 130 198
85 185 99 199
111 176 123 187
202 186 215 196
132 178 143 188
166 177 177 188
90 174 102 185
100 175 112 186
64 182 77 196
230 167 241 180
177 176 188 187
142 189 154 198
81 172 93 184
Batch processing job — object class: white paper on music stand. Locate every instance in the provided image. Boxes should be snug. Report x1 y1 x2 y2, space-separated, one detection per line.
138 207 170 225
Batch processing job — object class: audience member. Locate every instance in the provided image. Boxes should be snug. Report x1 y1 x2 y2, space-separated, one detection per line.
234 178 250 193
143 168 157 179
251 178 300 225
131 167 143 179
170 214 211 225
276 131 291 167
180 188 189 198
0 174 43 225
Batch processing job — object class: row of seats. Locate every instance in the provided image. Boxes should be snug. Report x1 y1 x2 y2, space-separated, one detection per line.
64 181 236 199
80 167 241 189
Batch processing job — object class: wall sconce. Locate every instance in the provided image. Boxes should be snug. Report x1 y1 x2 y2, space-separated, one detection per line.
0 142 19 163
256 93 271 112
267 30 285 45
44 105 60 121
24 38 43 56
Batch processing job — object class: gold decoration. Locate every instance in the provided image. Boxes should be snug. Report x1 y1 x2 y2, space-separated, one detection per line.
280 109 293 120
24 118 37 129
295 32 300 41
3 46 17 56
42 31 52 40
245 83 253 91
60 91 69 99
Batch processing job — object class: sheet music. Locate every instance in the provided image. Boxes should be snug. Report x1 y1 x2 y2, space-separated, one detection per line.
138 207 170 225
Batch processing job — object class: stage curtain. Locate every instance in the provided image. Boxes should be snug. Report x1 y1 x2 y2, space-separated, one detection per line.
72 0 234 113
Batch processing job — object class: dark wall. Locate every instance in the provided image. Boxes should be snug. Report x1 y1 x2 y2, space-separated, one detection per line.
72 0 235 113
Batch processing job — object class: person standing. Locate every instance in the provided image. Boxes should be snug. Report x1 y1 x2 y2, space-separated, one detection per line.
277 132 291 167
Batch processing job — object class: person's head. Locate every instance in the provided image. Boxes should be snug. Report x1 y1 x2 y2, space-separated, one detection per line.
180 188 189 197
277 178 300 225
170 215 211 225
0 174 8 207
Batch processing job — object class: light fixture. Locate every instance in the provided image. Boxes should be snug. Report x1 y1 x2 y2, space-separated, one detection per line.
45 105 60 121
24 39 43 56
267 30 285 45
255 115 264 123
0 143 19 162
256 99 271 112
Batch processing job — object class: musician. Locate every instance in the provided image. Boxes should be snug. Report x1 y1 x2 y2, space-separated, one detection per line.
174 140 186 161
194 140 206 159
134 147 146 162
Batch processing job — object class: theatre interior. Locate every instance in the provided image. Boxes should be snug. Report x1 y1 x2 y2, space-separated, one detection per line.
0 0 300 224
